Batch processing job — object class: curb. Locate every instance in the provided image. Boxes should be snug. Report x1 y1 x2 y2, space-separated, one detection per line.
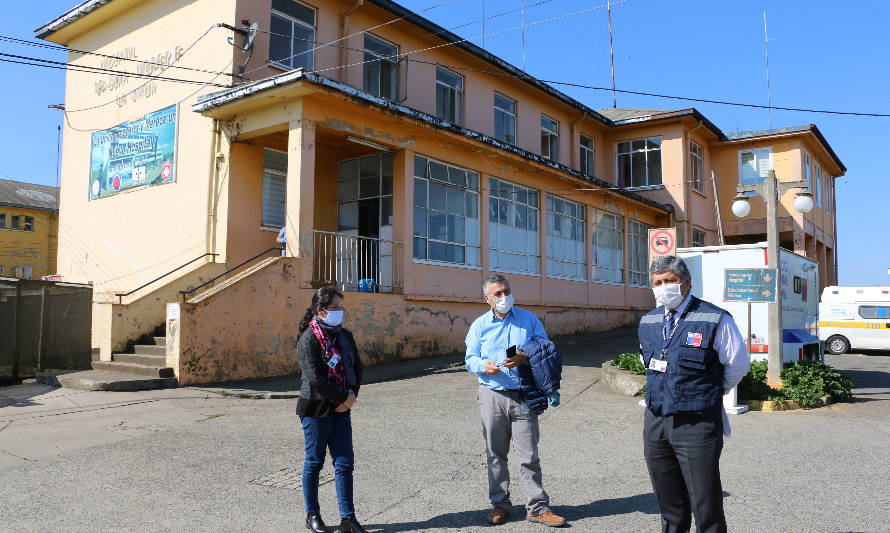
742 396 834 412
601 362 646 397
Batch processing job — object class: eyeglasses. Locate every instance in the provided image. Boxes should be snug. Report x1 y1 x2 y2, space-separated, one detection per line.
489 288 511 298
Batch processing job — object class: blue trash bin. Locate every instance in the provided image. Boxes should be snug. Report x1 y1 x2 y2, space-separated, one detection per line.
358 279 376 293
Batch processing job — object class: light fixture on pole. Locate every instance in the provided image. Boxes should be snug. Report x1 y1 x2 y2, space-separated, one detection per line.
732 169 812 387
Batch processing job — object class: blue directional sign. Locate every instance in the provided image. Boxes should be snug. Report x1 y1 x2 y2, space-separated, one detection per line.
724 268 777 303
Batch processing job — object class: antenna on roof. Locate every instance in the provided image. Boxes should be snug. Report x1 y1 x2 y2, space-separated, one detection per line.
520 0 526 70
763 11 772 128
608 0 617 108
481 0 486 49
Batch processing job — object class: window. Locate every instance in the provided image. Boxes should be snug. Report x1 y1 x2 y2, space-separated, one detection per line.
435 66 463 125
24 216 33 232
803 152 811 190
363 34 398 101
546 195 585 280
0 214 5 229
11 215 20 230
859 306 890 319
489 178 539 274
338 153 393 237
262 148 287 228
580 135 595 177
269 0 316 71
617 137 662 188
692 228 706 248
540 115 559 162
591 208 623 283
826 177 832 214
412 155 480 265
738 148 771 192
23 266 32 280
815 163 822 206
628 220 652 287
690 141 705 193
493 93 516 145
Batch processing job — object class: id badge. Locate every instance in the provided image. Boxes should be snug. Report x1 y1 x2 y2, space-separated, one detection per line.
327 353 341 369
648 359 667 373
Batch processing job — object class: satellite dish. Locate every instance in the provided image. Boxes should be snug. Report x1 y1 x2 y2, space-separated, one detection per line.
228 22 258 52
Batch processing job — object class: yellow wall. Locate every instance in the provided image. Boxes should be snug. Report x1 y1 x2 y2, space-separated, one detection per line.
0 206 57 279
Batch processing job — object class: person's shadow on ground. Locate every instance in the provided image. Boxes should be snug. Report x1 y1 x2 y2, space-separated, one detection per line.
362 492 660 532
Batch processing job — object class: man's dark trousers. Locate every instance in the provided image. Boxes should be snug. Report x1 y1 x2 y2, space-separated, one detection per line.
643 406 726 533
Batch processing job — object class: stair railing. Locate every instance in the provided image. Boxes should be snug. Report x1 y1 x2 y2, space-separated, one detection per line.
179 247 284 301
115 253 218 304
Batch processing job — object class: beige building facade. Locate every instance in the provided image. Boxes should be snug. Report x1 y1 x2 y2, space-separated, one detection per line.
39 0 843 383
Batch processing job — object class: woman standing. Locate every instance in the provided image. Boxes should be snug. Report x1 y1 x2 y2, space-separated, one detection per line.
296 287 367 533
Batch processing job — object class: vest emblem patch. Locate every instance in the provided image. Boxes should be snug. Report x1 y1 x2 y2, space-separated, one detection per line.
686 332 703 347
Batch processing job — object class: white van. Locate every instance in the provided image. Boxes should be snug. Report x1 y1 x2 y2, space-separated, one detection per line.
819 286 890 354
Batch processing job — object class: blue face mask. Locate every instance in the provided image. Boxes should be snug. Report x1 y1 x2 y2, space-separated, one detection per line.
321 310 344 327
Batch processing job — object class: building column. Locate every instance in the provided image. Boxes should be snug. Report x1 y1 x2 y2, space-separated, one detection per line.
285 119 316 285
395 149 414 294
792 214 806 256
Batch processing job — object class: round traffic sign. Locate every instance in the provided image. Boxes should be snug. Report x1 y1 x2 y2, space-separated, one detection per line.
650 230 675 256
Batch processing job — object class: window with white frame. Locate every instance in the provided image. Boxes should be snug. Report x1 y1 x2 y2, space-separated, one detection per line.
546 195 585 280
803 151 812 190
540 115 559 162
628 220 652 287
617 137 662 188
11 215 20 231
692 228 706 248
413 155 480 265
591 208 623 283
580 135 595 177
690 140 705 193
262 148 287 228
489 178 539 274
363 34 398 101
825 176 832 214
23 216 33 232
435 66 463 125
269 0 316 71
494 93 517 145
815 163 822 206
738 148 771 192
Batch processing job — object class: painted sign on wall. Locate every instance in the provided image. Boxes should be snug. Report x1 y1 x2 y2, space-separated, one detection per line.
89 104 178 200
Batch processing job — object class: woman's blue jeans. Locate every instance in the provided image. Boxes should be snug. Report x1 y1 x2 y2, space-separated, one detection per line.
301 414 355 518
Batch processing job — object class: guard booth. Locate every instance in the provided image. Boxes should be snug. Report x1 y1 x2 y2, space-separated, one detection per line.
0 278 93 383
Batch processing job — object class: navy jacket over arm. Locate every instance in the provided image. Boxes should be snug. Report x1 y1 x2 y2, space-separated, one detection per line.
517 336 562 411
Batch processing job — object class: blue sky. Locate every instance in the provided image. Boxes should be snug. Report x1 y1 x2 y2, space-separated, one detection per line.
2 0 887 285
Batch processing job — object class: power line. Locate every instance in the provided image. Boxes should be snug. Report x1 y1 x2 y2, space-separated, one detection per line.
0 34 237 79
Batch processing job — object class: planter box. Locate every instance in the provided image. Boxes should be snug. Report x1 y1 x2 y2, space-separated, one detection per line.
602 362 646 396
742 396 833 412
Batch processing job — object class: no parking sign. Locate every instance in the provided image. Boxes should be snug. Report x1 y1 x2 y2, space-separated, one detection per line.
648 227 677 264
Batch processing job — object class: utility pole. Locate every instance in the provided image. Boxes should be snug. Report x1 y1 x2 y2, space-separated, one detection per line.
763 12 772 129
608 0 617 108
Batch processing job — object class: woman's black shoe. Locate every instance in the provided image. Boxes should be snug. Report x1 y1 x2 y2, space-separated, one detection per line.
339 515 368 533
306 512 328 532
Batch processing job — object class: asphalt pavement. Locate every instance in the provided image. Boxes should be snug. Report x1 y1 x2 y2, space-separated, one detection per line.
1 331 888 533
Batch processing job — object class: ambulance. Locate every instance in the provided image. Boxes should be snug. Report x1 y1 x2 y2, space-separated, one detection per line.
819 286 890 354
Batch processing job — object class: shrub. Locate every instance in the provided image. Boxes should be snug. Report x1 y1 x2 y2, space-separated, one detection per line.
738 359 853 408
612 352 646 375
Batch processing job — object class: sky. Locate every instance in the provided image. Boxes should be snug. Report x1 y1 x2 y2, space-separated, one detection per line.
1 0 887 285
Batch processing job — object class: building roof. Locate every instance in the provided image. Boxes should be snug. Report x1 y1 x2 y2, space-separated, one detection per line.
596 108 670 122
34 0 111 39
722 124 846 173
194 70 673 214
0 179 59 211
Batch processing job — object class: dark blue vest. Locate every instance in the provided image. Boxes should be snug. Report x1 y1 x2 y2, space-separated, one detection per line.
639 296 727 416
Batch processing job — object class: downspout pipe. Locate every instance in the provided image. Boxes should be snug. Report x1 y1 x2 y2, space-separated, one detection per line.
340 1 364 83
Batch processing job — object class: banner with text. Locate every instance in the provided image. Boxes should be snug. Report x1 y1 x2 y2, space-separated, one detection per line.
89 104 178 200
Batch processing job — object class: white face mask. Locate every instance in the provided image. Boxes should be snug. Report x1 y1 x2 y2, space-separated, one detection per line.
320 310 344 327
493 294 514 314
653 282 684 309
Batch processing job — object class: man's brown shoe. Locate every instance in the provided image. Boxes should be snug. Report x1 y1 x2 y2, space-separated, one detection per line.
527 510 567 527
487 507 509 525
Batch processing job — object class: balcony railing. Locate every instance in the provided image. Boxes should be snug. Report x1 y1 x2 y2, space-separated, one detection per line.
312 230 404 294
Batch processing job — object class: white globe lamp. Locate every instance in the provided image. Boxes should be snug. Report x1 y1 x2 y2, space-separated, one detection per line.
731 195 751 218
793 191 814 214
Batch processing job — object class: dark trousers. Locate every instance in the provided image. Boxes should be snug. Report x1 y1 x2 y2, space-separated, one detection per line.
643 407 726 533
301 414 355 518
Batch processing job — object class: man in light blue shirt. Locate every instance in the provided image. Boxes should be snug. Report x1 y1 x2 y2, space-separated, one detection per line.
465 274 566 528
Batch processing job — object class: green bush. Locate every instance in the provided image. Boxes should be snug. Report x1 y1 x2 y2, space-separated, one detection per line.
738 359 853 408
612 352 646 375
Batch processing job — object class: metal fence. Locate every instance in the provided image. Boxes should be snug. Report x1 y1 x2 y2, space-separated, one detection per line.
312 231 404 293
0 278 93 382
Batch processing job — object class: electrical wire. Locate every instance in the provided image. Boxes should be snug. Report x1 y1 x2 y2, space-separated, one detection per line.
0 34 237 79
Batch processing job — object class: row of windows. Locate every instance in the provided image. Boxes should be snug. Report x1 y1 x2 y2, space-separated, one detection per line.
0 265 33 279
803 151 835 214
0 214 34 231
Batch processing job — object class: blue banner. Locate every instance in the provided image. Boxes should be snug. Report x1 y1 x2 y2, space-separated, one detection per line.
89 104 178 200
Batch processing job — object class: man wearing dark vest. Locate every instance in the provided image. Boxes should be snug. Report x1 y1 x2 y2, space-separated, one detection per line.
639 256 750 533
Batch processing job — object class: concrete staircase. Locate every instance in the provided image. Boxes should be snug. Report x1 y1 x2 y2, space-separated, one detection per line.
38 325 178 391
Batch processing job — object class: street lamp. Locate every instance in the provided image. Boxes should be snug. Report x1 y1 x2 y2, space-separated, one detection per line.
731 169 812 387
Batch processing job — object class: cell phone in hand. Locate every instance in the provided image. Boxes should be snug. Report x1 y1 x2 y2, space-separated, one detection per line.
497 345 517 367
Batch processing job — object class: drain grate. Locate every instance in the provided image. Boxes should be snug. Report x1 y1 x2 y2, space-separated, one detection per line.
249 467 333 490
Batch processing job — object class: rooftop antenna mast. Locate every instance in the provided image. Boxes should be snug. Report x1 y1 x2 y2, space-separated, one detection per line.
481 0 485 49
608 0 617 108
763 11 772 128
520 0 526 70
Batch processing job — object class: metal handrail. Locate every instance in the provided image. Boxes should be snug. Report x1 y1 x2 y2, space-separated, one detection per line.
179 247 284 301
115 253 218 304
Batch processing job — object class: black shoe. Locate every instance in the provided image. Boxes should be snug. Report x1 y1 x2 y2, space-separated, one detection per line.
339 515 368 533
306 513 328 533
